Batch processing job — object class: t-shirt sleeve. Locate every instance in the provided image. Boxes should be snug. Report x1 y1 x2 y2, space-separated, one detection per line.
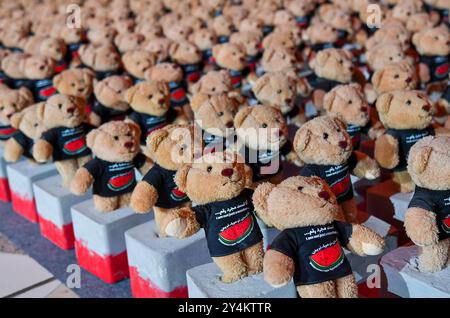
192 205 208 228
269 231 297 260
142 167 162 188
128 112 141 126
41 128 56 144
13 131 30 149
334 221 353 246
83 158 103 178
347 151 358 171
166 107 177 123
408 187 435 212
133 153 147 169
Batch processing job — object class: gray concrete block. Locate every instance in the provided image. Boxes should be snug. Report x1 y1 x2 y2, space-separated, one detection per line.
390 192 413 222
0 145 7 178
256 218 280 251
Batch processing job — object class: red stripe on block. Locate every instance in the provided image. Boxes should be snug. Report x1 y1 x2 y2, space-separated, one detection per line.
39 216 74 250
11 191 38 223
75 239 129 284
129 266 188 298
0 177 11 202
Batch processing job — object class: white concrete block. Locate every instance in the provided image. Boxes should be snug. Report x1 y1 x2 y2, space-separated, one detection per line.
390 192 413 222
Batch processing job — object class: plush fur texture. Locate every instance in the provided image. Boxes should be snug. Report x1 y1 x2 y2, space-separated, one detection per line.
212 42 247 72
261 46 297 73
53 68 95 99
125 80 171 117
79 44 121 72
169 41 202 65
145 62 184 83
0 87 34 129
191 70 233 95
122 50 157 80
1 52 28 79
366 43 406 71
21 55 55 80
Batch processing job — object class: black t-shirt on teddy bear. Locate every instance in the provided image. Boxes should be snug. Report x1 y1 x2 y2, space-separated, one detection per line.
270 221 353 285
128 108 177 145
41 124 92 161
142 163 190 209
91 98 130 124
408 186 450 241
12 131 34 159
347 122 371 150
168 81 188 107
306 73 343 92
300 152 358 204
419 55 449 83
386 127 435 172
192 188 263 258
83 153 146 197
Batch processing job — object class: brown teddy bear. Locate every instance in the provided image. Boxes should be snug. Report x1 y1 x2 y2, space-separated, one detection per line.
170 151 264 283
294 115 380 222
285 0 315 28
33 94 92 188
3 103 45 162
365 43 407 73
262 29 297 53
20 36 68 74
0 52 28 89
144 37 173 63
20 55 56 102
188 28 218 67
114 33 146 54
70 121 151 212
78 44 122 80
212 42 249 90
53 68 95 100
169 41 203 84
190 70 233 96
374 90 436 193
212 14 234 44
229 31 262 73
302 21 340 58
254 175 385 298
130 124 197 236
122 49 157 84
260 46 297 74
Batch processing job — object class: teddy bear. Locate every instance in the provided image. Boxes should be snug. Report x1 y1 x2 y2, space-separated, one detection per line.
130 123 198 236
365 22 411 52
20 55 57 102
33 94 92 188
78 44 122 80
253 175 385 298
403 135 450 273
294 115 380 222
374 90 436 193
406 12 437 33
365 42 407 74
20 36 68 74
302 21 340 59
3 103 45 162
169 41 203 85
168 151 264 283
86 26 117 46
70 121 151 212
316 4 354 47
212 14 234 44
285 0 316 28
424 0 450 26
188 28 218 67
0 52 28 89
144 37 173 63
164 22 193 43
229 31 261 73
122 49 157 84
51 24 86 65
238 17 264 39
190 70 233 96
260 46 298 74
52 68 95 101
233 105 300 185
114 32 146 54
212 42 249 91
262 30 296 53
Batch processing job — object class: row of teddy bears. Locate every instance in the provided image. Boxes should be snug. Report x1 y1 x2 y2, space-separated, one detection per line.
0 0 448 298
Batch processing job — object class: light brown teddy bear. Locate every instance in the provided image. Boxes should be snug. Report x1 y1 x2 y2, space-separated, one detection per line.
188 28 217 67
33 94 92 188
212 14 234 44
374 90 435 193
302 21 339 58
170 151 264 283
145 37 173 63
212 42 249 90
365 43 407 72
114 33 146 54
229 31 262 72
254 175 385 298
295 115 380 222
169 41 203 84
1 52 28 89
20 36 68 73
3 103 45 162
260 46 297 74
53 68 95 100
20 55 56 102
122 49 157 84
130 124 197 236
78 44 122 80
70 121 151 212
190 70 233 96
404 135 450 273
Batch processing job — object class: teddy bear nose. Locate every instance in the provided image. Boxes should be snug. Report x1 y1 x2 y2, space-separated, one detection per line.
406 77 412 83
339 141 348 149
361 106 368 112
318 191 330 201
66 107 75 113
158 98 165 104
6 113 12 119
221 168 234 177
422 105 431 112
124 141 134 149
225 121 233 128
285 98 292 104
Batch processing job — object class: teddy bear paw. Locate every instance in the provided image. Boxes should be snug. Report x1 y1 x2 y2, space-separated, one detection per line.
165 217 187 238
361 242 383 256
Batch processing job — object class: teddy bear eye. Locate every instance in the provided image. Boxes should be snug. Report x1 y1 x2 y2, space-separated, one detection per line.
58 104 62 109
297 186 303 191
217 111 224 116
276 89 282 94
348 100 352 104
394 74 399 79
0 106 4 111
207 166 212 173
434 36 439 40
339 59 343 64
34 123 38 127
71 83 76 87
148 94 153 99
406 100 411 106
323 132 329 140
261 123 268 128
114 136 119 140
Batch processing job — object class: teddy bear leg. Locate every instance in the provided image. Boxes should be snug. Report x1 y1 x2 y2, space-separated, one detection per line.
118 192 132 209
55 160 79 188
153 206 169 237
93 195 119 212
340 198 358 223
241 241 264 275
335 274 358 298
213 252 248 283
296 281 337 298
393 170 415 193
419 239 450 273
77 155 92 169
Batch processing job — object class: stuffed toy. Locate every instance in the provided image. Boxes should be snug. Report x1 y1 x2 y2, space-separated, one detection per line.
130 124 197 236
294 115 380 222
261 30 297 55
229 31 262 73
302 21 340 58
0 52 28 89
238 17 264 39
86 27 117 46
20 55 56 102
70 121 151 212
212 15 234 44
122 49 157 84
374 90 435 193
114 33 146 54
188 28 218 67
51 24 86 65
169 41 203 85
20 36 68 74
285 0 315 28
406 12 437 33
365 22 411 53
33 94 92 188
365 43 407 74
145 37 173 63
424 0 450 26
53 68 95 100
169 151 264 283
260 46 298 74
212 42 249 91
253 175 385 298
316 4 354 48
78 44 122 80
164 22 193 43
3 103 45 162
190 70 233 96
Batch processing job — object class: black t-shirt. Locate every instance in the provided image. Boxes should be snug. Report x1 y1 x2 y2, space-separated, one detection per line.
306 73 342 92
386 127 435 172
30 78 56 102
347 122 370 150
202 48 214 65
229 68 249 89
409 187 450 241
246 54 260 73
310 42 335 53
91 98 129 124
300 152 358 203
83 153 146 197
128 108 177 145
218 35 230 44
12 131 33 158
295 13 313 28
270 221 353 285
168 81 188 107
142 163 190 209
192 188 263 257
419 55 449 83
0 124 17 142
181 63 202 83
41 124 92 161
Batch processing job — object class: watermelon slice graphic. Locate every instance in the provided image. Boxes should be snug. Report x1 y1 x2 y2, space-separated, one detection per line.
435 63 449 78
62 136 87 155
171 87 186 102
330 174 350 197
107 170 135 191
187 71 200 83
0 126 16 138
309 241 344 272
218 214 254 246
170 188 187 201
39 86 57 98
442 217 450 233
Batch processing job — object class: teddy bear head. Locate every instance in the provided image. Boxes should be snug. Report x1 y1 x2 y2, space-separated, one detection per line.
124 80 170 116
36 94 86 129
234 104 288 151
318 4 352 32
10 103 45 140
189 28 218 51
323 83 370 127
391 1 420 23
252 176 339 229
191 93 239 137
174 151 248 205
94 75 133 110
406 13 436 33
294 115 352 165
169 41 202 65
53 68 95 98
144 62 184 84
212 43 247 71
309 48 353 83
366 43 406 71
122 50 157 80
238 17 264 37
212 14 234 37
412 25 450 56
372 61 419 95
230 31 261 57
164 22 192 43
262 30 296 52
79 44 121 72
376 90 434 130
407 135 450 191
0 87 34 125
87 27 117 46
22 36 67 62
58 25 85 45
144 37 172 63
114 33 146 53
285 0 315 18
261 46 297 73
223 4 249 27
252 72 297 114
302 22 339 45
1 52 27 79
20 55 55 80
191 70 233 95
365 24 411 51
274 22 302 46
86 121 141 162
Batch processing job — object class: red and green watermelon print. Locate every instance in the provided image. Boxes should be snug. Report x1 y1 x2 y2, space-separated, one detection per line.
0 126 16 139
218 214 254 246
170 188 187 201
107 170 135 192
442 217 450 234
309 241 344 272
62 136 87 155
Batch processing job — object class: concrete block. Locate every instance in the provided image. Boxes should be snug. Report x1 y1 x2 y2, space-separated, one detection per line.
34 174 92 250
7 160 57 222
381 245 450 298
186 262 297 298
71 199 151 283
125 221 211 298
0 146 11 202
390 192 413 222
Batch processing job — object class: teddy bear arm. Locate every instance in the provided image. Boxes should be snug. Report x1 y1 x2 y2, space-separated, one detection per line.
418 63 430 83
70 167 94 196
3 138 24 162
368 121 386 140
404 207 439 247
364 83 377 104
351 151 380 180
312 89 326 111
138 158 153 176
165 207 201 239
87 112 102 128
33 139 54 163
374 134 399 169
130 181 158 213
263 249 295 288
347 224 385 257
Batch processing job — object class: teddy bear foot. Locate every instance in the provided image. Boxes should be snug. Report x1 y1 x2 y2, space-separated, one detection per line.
220 272 247 284
399 182 415 193
165 217 187 238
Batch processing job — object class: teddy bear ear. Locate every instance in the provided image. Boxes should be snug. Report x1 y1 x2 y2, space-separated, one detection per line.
409 145 432 174
323 90 336 112
234 106 253 128
127 121 141 142
212 44 223 59
372 69 384 88
83 68 95 82
293 127 311 153
124 85 138 104
376 92 393 114
174 164 191 193
18 87 34 105
411 32 421 47
35 102 46 122
252 74 269 96
53 73 63 88
10 111 24 129
310 50 328 69
169 42 179 57
252 182 276 227
86 129 98 149
147 128 169 154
